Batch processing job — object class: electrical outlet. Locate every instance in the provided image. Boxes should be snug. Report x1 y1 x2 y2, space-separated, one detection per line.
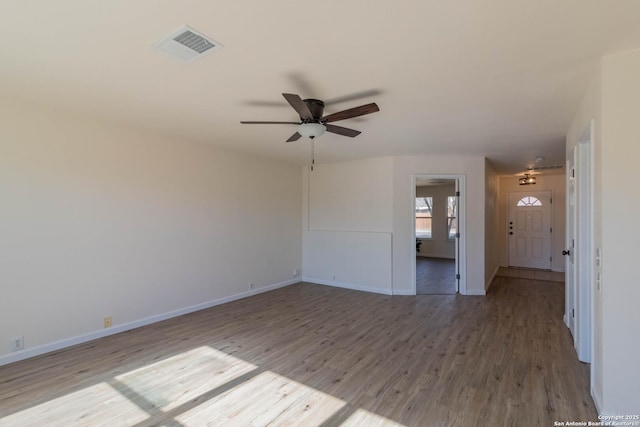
104 317 112 328
293 269 298 277
249 282 254 289
10 336 24 352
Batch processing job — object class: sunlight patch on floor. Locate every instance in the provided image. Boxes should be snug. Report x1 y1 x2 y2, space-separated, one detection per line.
175 370 345 426
0 346 405 426
0 382 149 427
342 408 407 426
115 346 257 412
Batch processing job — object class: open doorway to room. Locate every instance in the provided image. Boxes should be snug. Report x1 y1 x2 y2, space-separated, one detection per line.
414 177 461 295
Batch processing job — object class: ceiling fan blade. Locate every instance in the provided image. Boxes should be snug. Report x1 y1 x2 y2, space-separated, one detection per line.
286 132 302 142
282 93 313 120
324 89 383 106
240 121 300 124
325 124 361 138
322 103 379 123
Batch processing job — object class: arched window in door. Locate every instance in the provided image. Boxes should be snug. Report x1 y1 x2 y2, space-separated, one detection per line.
516 196 542 207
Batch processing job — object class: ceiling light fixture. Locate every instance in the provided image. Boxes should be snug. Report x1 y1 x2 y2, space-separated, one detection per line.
298 123 326 139
519 173 536 185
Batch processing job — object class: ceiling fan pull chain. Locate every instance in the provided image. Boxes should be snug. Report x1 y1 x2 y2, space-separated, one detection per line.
311 139 315 171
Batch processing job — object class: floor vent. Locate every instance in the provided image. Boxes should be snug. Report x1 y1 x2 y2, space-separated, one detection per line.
153 26 222 62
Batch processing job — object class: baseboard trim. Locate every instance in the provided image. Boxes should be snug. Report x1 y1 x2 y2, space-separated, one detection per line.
591 385 603 415
464 289 487 296
0 278 299 367
302 276 392 295
392 289 414 296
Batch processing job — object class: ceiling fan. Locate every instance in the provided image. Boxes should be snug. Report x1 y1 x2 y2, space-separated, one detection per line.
240 93 380 142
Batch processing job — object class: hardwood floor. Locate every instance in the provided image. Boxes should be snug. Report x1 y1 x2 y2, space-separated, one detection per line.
416 257 456 294
0 278 597 426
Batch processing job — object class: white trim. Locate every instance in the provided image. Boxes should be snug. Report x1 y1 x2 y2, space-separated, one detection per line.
575 140 592 363
392 289 414 296
302 276 393 295
589 117 597 407
412 174 466 296
464 289 487 296
592 384 603 416
0 279 299 367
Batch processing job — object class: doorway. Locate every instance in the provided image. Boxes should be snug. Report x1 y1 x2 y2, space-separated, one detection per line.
413 175 464 295
507 191 552 270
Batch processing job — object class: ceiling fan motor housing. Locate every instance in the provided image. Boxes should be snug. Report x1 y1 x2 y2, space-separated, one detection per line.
303 99 325 122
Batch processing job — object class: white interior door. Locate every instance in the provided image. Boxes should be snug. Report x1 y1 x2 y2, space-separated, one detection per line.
454 179 460 293
508 191 552 269
567 139 592 363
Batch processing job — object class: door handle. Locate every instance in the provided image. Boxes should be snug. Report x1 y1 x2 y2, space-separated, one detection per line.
562 250 571 256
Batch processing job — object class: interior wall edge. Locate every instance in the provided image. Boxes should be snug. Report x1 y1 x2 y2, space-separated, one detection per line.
485 264 501 292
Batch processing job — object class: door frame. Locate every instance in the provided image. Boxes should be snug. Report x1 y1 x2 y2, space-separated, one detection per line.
565 120 593 363
411 174 466 295
566 151 577 339
507 190 553 269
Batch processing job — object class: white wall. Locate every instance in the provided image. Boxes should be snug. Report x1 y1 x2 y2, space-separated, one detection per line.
416 183 456 259
302 157 394 294
497 173 566 272
567 49 640 414
307 157 393 231
303 230 392 293
484 159 500 288
0 99 302 365
598 50 640 414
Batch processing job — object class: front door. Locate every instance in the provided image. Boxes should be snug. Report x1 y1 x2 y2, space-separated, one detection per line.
508 191 552 269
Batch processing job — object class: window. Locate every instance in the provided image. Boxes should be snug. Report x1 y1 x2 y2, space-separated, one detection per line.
415 197 432 238
447 196 458 239
517 196 542 207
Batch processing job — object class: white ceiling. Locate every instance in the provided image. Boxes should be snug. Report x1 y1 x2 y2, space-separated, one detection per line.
2 1 640 174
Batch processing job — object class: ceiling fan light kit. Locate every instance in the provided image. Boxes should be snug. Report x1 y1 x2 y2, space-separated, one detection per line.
298 123 326 139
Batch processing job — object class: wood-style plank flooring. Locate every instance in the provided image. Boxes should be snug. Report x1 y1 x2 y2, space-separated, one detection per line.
0 277 597 426
416 257 456 294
